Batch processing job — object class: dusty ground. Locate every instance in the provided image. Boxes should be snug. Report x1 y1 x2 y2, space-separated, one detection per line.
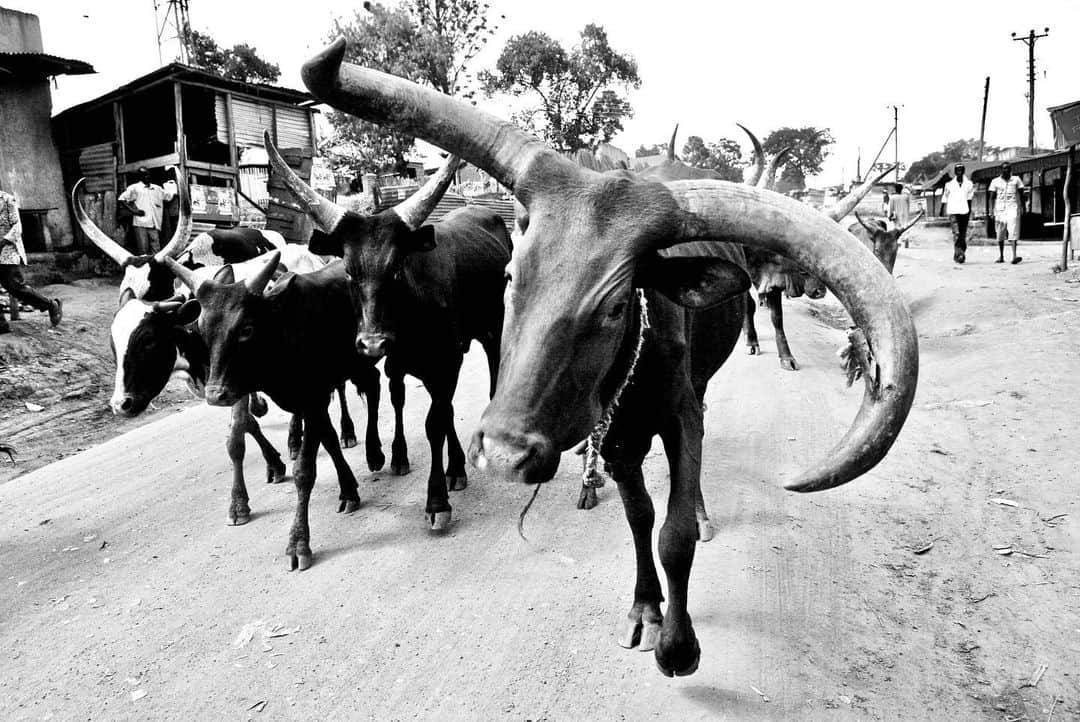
1 226 1078 720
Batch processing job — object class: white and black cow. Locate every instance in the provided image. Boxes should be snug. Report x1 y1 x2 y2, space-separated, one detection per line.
73 176 384 526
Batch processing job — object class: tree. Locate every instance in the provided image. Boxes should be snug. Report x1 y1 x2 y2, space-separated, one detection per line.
181 27 280 84
323 1 501 175
635 143 666 158
903 138 1004 183
681 135 744 182
481 24 640 153
762 127 834 193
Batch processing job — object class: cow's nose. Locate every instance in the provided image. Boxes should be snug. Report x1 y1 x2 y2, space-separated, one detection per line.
356 333 390 358
120 397 135 412
468 429 559 483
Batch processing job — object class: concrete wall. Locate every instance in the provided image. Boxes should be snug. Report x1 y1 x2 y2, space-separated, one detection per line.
0 7 43 53
0 77 74 246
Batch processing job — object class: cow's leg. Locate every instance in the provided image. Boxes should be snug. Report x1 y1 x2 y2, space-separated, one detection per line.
388 369 410 476
480 335 500 399
285 409 327 571
652 396 704 677
225 399 253 526
421 366 459 530
742 290 760 355
445 402 467 491
766 288 798 371
243 396 287 486
287 414 302 461
336 383 357 449
317 409 361 515
610 447 664 655
357 364 385 471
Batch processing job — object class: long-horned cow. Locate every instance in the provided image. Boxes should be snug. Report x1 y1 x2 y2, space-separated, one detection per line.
301 39 919 676
264 132 512 530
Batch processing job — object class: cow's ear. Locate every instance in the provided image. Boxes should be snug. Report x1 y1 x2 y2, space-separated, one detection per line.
637 254 750 309
118 287 136 308
176 299 201 326
213 265 235 284
405 225 437 253
309 229 343 257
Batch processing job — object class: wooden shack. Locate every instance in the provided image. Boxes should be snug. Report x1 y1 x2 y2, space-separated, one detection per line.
53 63 318 246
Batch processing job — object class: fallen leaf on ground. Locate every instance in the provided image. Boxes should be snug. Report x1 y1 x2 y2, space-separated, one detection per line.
913 541 934 555
25 402 44 412
247 700 267 713
989 498 1019 507
750 685 769 702
1021 663 1048 688
232 620 263 648
130 690 146 701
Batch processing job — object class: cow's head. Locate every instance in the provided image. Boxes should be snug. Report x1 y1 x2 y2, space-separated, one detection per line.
109 295 201 416
301 39 919 492
263 131 457 358
852 211 924 274
165 252 280 407
73 171 196 416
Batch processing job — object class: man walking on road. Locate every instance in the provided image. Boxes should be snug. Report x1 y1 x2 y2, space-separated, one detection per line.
118 167 173 255
0 187 63 334
941 163 974 264
989 163 1026 264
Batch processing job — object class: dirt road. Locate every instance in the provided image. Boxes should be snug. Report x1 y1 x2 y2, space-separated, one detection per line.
1 229 1078 720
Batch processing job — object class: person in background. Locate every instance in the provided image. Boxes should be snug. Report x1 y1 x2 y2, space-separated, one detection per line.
0 186 62 334
941 163 975 264
989 162 1026 264
118 167 174 255
888 182 912 241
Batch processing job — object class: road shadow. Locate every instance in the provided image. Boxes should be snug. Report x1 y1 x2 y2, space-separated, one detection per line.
680 685 776 720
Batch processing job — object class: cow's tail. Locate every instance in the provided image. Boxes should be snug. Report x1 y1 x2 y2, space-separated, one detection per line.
249 393 269 418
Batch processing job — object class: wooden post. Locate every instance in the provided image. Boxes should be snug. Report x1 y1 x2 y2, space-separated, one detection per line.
1062 145 1074 270
978 77 989 161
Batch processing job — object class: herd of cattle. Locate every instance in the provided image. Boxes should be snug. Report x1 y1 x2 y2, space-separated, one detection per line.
71 39 920 679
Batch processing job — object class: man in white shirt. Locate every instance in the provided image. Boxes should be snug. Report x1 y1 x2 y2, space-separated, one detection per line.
118 167 174 254
989 162 1026 264
940 163 975 264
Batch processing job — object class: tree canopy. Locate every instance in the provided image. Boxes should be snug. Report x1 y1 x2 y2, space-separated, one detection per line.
680 135 744 182
182 27 281 84
903 138 1004 183
762 127 834 193
481 24 640 153
322 0 501 176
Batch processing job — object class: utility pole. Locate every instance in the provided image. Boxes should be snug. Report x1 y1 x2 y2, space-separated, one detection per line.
153 0 192 66
1012 27 1049 154
889 104 903 183
978 77 990 161
856 147 861 183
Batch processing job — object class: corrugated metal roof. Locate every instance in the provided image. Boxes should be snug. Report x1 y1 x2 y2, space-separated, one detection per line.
0 51 94 79
970 149 1075 182
375 191 515 235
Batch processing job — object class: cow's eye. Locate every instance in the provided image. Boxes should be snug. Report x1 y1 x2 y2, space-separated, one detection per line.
237 324 255 342
605 302 627 322
504 271 512 285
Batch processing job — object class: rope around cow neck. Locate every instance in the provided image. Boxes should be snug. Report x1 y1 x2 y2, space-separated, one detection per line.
582 289 651 489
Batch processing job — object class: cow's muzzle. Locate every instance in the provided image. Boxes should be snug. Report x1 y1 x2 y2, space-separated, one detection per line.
468 429 559 483
110 394 148 418
205 384 240 407
356 332 391 358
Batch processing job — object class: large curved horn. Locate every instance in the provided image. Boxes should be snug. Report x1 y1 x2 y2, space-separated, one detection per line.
302 38 547 191
737 124 765 186
854 211 878 234
667 179 918 492
757 146 792 190
393 154 462 231
264 131 346 234
153 165 194 261
246 250 281 295
898 209 925 235
667 124 679 162
825 163 897 222
71 179 132 266
162 255 199 292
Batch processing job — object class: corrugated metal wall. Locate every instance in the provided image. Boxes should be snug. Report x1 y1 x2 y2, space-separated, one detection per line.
214 94 229 144
232 97 275 148
275 106 311 149
78 142 115 193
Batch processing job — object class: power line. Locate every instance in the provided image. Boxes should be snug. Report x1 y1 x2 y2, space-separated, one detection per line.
1011 27 1049 154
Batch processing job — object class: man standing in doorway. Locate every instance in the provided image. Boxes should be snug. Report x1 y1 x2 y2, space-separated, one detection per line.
118 167 172 255
941 163 975 263
989 162 1025 264
0 187 63 334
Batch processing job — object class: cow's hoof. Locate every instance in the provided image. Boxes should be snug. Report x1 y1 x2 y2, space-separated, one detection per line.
447 473 467 491
428 510 452 530
367 447 385 472
287 543 312 571
697 517 714 542
617 615 662 650
780 357 799 371
747 344 760 355
655 639 701 678
391 460 411 476
577 486 599 510
338 499 361 514
267 461 287 484
228 509 250 526
341 434 357 449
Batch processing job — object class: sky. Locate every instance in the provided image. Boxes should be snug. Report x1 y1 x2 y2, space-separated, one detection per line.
11 0 1080 185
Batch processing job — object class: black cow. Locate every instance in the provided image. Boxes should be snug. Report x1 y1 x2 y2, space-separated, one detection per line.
300 40 919 677
265 132 512 530
168 252 380 570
